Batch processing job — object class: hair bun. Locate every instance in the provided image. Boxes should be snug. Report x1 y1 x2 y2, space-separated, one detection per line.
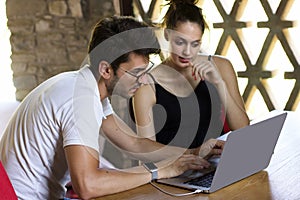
167 0 198 6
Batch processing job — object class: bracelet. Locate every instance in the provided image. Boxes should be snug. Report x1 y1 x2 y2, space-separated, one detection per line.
142 162 158 181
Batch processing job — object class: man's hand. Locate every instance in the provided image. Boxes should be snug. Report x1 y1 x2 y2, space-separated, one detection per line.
156 154 211 179
196 139 225 159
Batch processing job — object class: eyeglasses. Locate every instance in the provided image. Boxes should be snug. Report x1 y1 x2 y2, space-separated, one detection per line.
119 61 154 82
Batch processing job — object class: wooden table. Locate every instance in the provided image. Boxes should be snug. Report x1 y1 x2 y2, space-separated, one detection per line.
97 111 300 200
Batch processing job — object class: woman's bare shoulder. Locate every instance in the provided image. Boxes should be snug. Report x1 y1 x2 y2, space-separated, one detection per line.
133 84 156 107
211 55 231 65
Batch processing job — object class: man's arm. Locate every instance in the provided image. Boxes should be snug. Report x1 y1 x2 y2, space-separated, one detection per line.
65 113 224 199
64 145 151 199
101 113 187 162
101 113 224 162
64 145 209 199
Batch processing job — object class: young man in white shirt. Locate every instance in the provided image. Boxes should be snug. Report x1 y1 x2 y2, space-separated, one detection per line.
0 16 224 199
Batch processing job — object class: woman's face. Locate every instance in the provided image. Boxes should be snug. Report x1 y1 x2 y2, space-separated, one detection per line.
166 21 203 69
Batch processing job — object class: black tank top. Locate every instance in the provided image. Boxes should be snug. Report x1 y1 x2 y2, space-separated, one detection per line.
129 81 224 149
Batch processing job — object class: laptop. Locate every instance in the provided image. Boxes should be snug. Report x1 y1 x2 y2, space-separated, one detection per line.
156 112 287 193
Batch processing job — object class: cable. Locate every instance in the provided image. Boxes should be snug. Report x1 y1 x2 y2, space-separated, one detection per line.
150 182 203 197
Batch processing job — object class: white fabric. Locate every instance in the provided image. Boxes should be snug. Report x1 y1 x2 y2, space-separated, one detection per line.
0 101 20 138
0 66 113 199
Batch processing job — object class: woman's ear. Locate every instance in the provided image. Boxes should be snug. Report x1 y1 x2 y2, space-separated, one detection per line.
98 61 112 79
164 29 169 41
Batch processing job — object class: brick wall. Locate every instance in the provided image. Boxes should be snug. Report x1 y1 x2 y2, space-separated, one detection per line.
6 0 115 100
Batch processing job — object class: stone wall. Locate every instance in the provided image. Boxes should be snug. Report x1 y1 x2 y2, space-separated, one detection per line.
6 0 115 100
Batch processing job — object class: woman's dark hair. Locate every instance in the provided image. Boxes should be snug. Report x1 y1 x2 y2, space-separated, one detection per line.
162 0 206 33
88 16 160 79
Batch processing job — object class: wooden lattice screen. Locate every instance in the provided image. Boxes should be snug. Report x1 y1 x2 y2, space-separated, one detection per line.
125 0 300 118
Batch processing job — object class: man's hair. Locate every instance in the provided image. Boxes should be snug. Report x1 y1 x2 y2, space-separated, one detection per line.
88 16 161 80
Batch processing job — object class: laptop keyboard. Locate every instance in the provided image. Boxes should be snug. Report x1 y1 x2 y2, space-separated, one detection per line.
184 171 215 188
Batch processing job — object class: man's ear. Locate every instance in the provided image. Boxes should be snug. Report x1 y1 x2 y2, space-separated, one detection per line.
98 61 112 79
164 29 169 41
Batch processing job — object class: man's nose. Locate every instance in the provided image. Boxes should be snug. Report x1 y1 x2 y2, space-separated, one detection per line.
137 74 150 85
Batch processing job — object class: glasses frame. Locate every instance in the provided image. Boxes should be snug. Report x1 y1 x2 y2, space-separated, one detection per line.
119 61 154 82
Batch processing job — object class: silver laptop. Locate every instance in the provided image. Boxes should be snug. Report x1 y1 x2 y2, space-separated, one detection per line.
156 112 287 193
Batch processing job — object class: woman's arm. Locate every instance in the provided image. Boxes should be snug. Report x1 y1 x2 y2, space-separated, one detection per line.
212 56 250 130
191 55 249 130
132 84 157 140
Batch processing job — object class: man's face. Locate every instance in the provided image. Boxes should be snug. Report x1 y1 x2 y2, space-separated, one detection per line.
108 53 152 98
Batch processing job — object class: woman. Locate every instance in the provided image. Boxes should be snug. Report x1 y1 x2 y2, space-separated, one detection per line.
130 0 249 149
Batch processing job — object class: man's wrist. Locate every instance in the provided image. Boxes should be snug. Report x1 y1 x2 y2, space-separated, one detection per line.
142 162 158 181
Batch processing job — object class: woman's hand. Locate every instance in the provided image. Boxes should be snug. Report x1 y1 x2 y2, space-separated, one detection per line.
157 154 211 179
190 55 223 85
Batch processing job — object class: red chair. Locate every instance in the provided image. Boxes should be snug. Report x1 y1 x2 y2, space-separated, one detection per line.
220 105 232 133
0 161 17 200
65 182 80 199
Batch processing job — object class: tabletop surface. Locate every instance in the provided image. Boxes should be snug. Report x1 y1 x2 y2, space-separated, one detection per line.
96 111 300 200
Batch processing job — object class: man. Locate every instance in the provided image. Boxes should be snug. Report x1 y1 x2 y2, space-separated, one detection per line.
0 16 224 199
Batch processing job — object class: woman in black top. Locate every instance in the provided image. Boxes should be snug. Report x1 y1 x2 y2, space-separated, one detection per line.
130 0 249 151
